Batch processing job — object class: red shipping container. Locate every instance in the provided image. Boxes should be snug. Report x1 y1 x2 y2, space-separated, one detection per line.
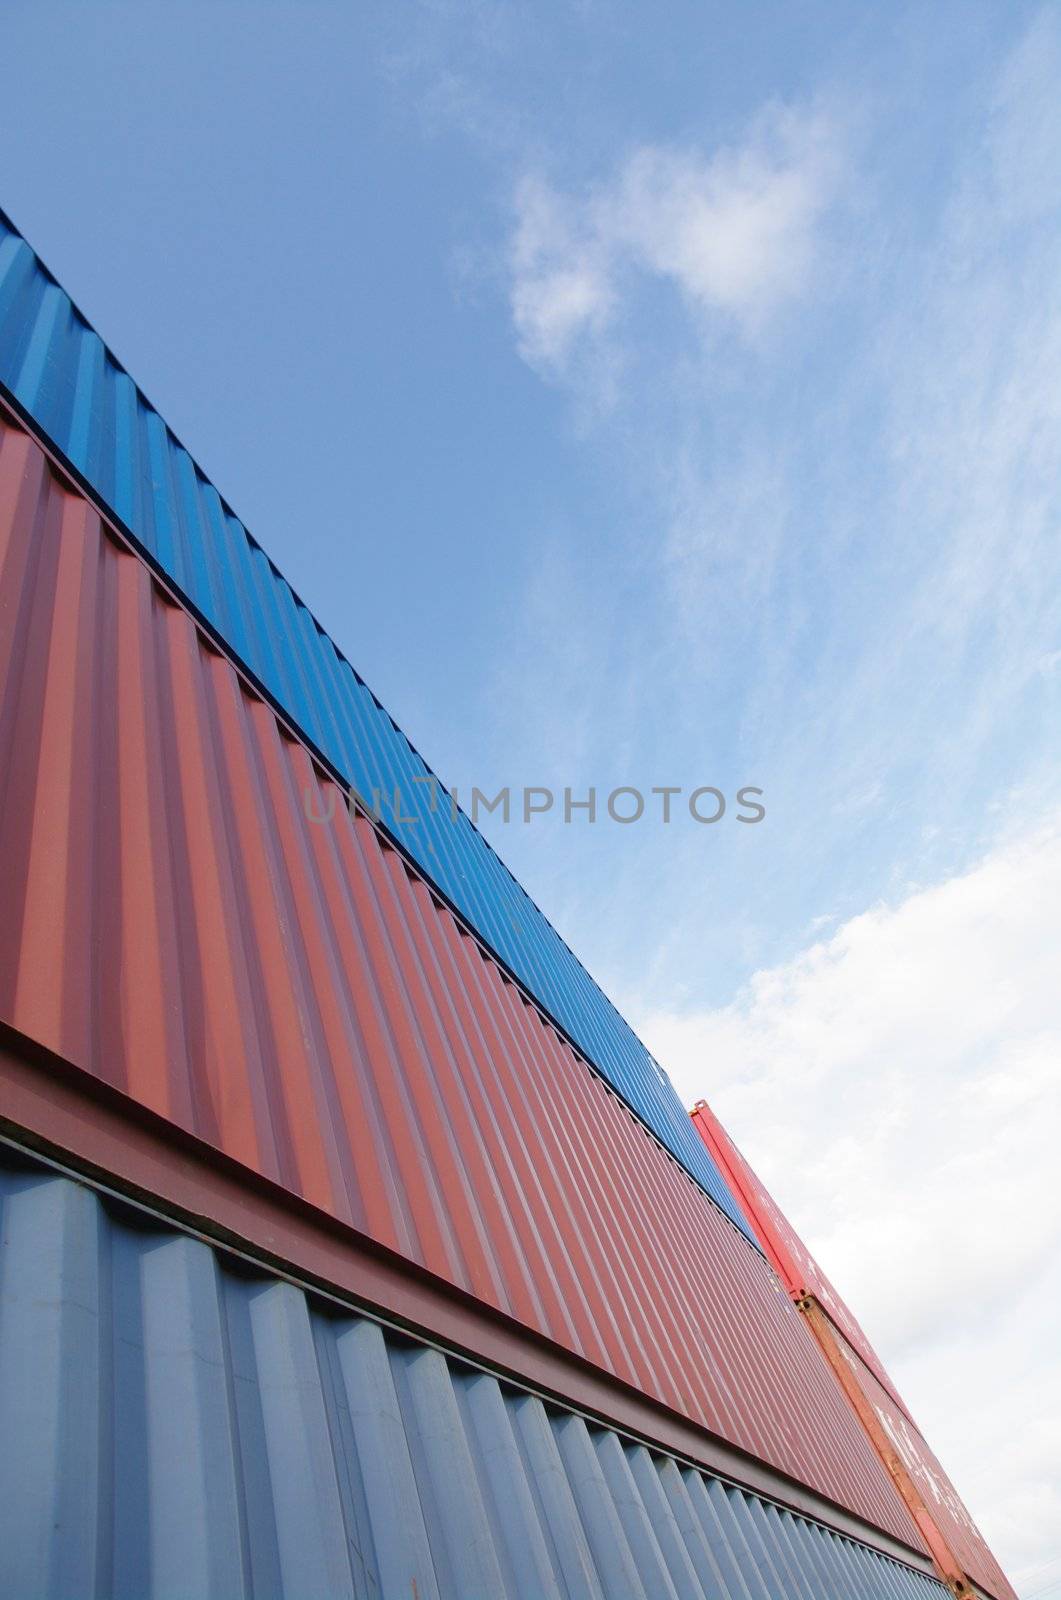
691 1099 1017 1600
691 1098 906 1407
0 407 926 1556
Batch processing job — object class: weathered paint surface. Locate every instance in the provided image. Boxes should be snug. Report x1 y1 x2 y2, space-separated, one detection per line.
0 1145 952 1600
0 410 922 1547
0 209 751 1238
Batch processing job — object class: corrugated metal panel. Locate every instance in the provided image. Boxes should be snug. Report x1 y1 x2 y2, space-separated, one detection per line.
0 209 751 1240
691 1099 908 1409
691 1103 1017 1600
827 1323 1016 1600
0 1146 950 1600
0 410 923 1548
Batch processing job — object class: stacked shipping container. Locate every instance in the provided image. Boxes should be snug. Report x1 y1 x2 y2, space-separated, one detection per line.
0 1146 950 1600
0 410 920 1545
691 1101 1017 1600
0 207 1016 1599
0 206 752 1241
690 1099 912 1412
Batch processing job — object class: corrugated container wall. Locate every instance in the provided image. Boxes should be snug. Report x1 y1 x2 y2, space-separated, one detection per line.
691 1100 1018 1600
828 1325 1017 1600
0 208 752 1241
0 209 1020 1600
691 1099 906 1405
0 409 923 1550
0 1147 949 1600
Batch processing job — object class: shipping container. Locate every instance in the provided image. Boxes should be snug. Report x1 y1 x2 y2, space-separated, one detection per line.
805 1308 1018 1600
691 1098 905 1404
691 1100 1018 1600
0 404 925 1552
0 211 1020 1600
0 1142 951 1600
0 206 751 1239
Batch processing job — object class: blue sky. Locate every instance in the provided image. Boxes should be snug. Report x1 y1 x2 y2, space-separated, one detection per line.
4 4 1060 1590
3 3 1056 1007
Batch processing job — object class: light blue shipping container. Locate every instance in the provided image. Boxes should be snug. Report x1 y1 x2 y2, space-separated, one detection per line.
0 1145 947 1600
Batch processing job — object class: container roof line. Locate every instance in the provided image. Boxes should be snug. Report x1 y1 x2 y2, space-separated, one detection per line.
0 378 760 1264
0 202 755 1240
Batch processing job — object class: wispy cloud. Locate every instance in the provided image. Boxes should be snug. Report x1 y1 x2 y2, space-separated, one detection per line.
510 175 616 369
508 103 843 374
483 11 1061 1018
395 12 1061 1592
390 11 1060 1589
636 815 1061 1590
609 109 839 320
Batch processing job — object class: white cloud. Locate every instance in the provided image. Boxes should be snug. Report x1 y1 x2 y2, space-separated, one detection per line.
509 174 615 368
636 817 1061 1592
464 15 1061 1596
609 110 837 320
490 9 1061 1042
508 104 841 373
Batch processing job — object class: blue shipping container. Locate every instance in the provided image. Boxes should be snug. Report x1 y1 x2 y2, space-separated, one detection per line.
0 1146 946 1600
0 208 753 1240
